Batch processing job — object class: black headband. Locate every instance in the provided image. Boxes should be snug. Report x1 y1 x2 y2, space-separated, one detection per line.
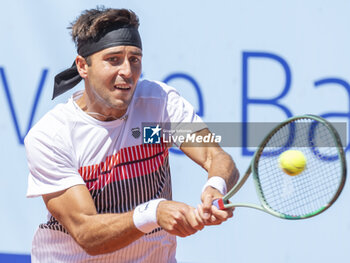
52 26 142 99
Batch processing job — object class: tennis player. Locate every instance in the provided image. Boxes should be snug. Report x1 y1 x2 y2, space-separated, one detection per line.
25 7 239 262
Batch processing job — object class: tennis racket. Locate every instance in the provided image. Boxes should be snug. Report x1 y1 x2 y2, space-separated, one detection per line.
213 114 346 219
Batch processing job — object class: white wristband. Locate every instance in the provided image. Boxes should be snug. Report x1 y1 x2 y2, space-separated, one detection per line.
133 198 165 233
201 176 227 195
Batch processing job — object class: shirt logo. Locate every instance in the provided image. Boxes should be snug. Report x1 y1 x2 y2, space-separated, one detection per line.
143 125 162 144
131 127 141 138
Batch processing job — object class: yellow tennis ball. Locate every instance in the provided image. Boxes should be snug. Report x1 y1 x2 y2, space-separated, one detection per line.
278 150 307 176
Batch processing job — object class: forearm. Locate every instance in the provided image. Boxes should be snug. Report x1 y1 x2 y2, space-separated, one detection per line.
44 185 202 256
179 129 238 224
72 211 144 255
43 186 144 256
206 150 239 190
199 150 237 225
76 200 204 255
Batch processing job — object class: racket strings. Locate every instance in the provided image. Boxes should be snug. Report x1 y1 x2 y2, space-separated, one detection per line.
273 149 340 216
263 164 340 215
261 147 339 203
255 119 343 217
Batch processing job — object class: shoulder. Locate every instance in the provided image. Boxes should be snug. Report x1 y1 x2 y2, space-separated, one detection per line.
24 102 74 149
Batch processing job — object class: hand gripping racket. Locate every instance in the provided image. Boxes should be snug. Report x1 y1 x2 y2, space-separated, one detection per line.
213 115 346 219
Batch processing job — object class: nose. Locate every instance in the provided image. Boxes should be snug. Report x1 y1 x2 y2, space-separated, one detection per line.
119 58 132 78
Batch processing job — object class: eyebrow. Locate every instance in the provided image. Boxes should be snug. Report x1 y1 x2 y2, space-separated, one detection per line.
105 50 143 56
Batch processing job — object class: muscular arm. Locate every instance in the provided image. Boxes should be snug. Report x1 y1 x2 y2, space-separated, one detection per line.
43 185 144 255
43 184 204 256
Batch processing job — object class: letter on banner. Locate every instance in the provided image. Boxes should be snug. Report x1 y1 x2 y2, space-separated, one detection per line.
314 78 350 152
0 67 48 145
242 51 293 156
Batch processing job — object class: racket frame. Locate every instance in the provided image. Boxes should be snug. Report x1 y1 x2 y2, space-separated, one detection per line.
216 114 347 219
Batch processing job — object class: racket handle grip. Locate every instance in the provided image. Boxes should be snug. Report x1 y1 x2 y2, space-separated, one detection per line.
212 198 225 210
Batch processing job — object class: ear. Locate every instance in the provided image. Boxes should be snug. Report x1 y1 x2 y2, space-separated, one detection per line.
75 55 89 78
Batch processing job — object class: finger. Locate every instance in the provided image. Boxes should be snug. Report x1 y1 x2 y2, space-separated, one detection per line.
214 205 234 218
202 194 213 220
201 206 235 226
165 217 192 237
187 208 204 231
197 204 215 225
199 213 220 226
161 220 187 237
202 191 213 209
209 214 218 224
175 213 198 236
175 223 197 237
194 208 205 229
211 205 234 221
172 225 190 238
197 204 209 223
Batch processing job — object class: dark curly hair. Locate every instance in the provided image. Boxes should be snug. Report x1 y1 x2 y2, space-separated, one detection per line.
69 6 140 50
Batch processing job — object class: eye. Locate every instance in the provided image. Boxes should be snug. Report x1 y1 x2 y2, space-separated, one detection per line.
130 57 141 64
107 57 119 63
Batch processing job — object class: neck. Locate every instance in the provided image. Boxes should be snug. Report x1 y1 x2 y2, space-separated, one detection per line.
76 92 127 121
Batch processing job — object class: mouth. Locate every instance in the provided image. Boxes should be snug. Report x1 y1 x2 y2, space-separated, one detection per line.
114 84 131 91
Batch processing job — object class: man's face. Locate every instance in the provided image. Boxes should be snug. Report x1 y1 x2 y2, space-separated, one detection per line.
84 45 142 116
